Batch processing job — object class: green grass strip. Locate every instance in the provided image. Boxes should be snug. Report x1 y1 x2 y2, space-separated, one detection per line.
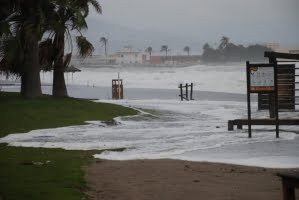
0 145 100 200
0 92 138 200
0 92 137 138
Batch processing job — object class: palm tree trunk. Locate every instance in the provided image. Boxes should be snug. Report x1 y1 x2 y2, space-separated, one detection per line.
105 44 107 57
52 32 68 97
20 74 26 96
21 32 42 98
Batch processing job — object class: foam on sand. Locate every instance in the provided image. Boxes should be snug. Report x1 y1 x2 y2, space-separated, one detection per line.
0 99 298 168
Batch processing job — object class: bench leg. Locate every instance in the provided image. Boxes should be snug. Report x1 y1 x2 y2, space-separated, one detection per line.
282 182 295 200
237 124 243 130
228 121 234 131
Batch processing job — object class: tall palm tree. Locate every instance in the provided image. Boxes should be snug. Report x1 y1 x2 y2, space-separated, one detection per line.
100 37 108 57
0 0 51 98
145 46 152 63
42 0 101 97
161 45 169 59
184 46 190 56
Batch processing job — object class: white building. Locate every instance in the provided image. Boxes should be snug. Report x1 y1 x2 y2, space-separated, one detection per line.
71 55 116 68
112 46 147 65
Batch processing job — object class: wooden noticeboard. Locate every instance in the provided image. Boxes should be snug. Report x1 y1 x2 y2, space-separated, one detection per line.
258 64 295 110
246 61 279 138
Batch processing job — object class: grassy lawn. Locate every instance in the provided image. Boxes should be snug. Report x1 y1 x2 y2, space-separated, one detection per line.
0 92 138 200
0 92 137 138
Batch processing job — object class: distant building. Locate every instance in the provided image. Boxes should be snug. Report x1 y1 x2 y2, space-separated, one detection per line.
148 55 200 65
150 56 162 64
71 55 116 68
263 42 280 51
112 46 147 64
289 50 299 54
263 42 292 53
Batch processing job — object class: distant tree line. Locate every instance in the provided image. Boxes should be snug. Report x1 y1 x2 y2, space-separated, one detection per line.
201 36 272 64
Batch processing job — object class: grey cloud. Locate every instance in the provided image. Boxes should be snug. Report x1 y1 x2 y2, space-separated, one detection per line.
86 0 299 50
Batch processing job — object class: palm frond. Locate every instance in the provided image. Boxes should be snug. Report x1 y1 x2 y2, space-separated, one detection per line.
0 35 24 74
39 39 54 71
146 46 152 53
76 36 94 58
161 45 168 52
63 52 72 67
73 10 88 30
88 0 102 14
0 21 11 36
100 37 107 46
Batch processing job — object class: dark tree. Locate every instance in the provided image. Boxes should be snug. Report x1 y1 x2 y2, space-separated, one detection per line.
161 45 169 59
0 0 51 98
184 46 190 56
201 37 272 64
100 37 108 57
146 46 153 63
42 0 101 97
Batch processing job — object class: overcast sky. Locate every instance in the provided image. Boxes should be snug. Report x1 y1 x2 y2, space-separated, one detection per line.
87 0 299 48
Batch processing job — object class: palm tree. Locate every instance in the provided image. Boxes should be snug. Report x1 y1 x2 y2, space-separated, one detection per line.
203 43 211 51
184 46 190 56
100 37 108 57
0 0 51 98
145 46 152 63
219 36 230 50
161 45 169 59
41 0 101 97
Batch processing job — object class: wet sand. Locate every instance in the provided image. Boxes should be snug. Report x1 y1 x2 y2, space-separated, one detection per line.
86 159 299 200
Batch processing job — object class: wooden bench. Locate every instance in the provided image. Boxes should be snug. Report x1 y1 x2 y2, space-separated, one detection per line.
277 172 299 200
228 119 299 131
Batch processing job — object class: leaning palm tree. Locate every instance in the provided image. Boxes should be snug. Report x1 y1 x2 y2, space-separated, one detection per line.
184 46 190 56
219 36 230 50
145 46 152 63
161 45 169 59
100 37 108 57
41 0 101 97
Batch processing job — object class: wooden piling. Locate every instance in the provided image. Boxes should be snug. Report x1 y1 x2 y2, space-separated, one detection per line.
190 83 193 100
179 84 183 101
185 83 189 101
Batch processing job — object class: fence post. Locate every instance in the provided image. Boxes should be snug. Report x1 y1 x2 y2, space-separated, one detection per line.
185 83 189 101
190 83 193 100
180 84 183 101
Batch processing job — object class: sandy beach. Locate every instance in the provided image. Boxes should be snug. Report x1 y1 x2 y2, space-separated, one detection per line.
86 159 299 200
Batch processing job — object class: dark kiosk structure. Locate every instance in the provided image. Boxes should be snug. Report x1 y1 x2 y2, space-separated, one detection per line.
277 172 299 200
228 52 299 138
112 79 124 99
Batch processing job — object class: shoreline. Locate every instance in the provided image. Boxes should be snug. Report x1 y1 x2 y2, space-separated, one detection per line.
86 159 299 200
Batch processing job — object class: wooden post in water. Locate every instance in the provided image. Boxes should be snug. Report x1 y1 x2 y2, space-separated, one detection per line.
118 72 121 99
246 61 252 138
180 84 183 101
185 83 189 101
190 83 194 100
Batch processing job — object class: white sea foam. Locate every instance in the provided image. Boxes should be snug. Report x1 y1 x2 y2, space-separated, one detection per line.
1 64 299 168
0 99 298 168
38 64 247 94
